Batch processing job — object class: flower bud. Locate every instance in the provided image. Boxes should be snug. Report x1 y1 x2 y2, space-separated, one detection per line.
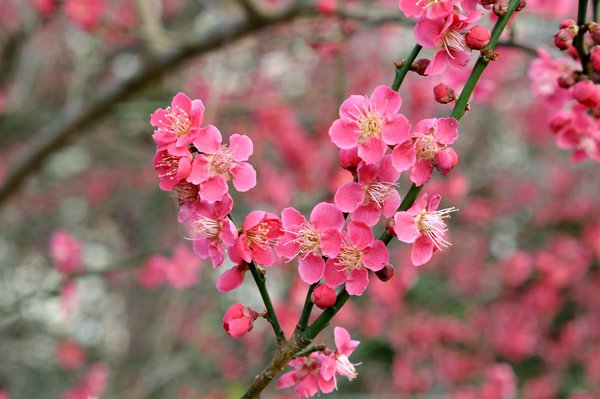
557 73 576 89
590 23 600 44
411 58 430 76
222 303 259 339
554 28 576 50
549 112 572 133
433 83 456 104
311 284 337 309
559 19 577 29
591 46 600 71
434 147 459 176
375 264 395 282
316 0 335 14
515 0 527 12
493 0 509 16
573 80 600 108
466 26 491 50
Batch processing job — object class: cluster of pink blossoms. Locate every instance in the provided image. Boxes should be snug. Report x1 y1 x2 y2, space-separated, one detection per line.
529 21 600 163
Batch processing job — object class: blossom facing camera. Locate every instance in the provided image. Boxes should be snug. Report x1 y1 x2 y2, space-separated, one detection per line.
222 303 259 339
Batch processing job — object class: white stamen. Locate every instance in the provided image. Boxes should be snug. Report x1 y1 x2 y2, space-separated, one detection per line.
416 207 458 251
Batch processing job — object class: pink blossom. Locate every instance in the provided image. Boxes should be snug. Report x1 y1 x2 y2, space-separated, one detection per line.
56 339 86 370
150 92 205 156
334 156 400 226
188 131 256 203
64 0 104 30
163 244 203 289
138 255 167 289
216 262 249 292
63 363 109 399
188 194 238 268
50 230 84 274
320 327 361 388
222 303 259 338
276 202 344 284
324 222 389 296
329 85 411 164
554 106 600 162
528 48 577 108
414 11 482 75
153 149 192 191
392 118 459 186
0 391 7 399
230 211 283 266
393 193 457 266
399 0 457 20
277 352 334 397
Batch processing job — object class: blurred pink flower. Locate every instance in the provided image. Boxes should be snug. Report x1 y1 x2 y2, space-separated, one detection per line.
50 230 84 274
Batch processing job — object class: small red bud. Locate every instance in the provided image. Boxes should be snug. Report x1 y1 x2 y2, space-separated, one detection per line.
375 265 395 282
591 46 600 71
465 25 491 50
339 147 361 175
223 304 259 339
554 28 577 51
515 0 526 12
573 80 600 108
412 58 430 76
433 83 456 104
559 19 577 29
493 0 509 16
311 284 337 309
557 73 576 89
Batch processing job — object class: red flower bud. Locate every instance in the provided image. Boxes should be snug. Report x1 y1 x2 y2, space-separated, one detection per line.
559 19 577 29
554 28 576 51
515 0 527 12
557 73 576 89
311 284 337 309
412 58 430 76
375 265 395 282
433 83 456 104
590 23 600 44
466 26 491 50
222 303 259 339
573 80 600 108
339 147 361 174
493 0 509 16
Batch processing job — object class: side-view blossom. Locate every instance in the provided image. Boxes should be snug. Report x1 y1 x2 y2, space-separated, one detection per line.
150 92 205 156
392 117 459 186
393 193 458 266
188 130 257 203
414 11 482 75
329 85 411 164
399 0 457 20
188 194 238 268
324 222 389 296
230 211 283 267
222 303 259 339
320 327 361 388
276 202 344 284
334 156 400 226
153 149 192 191
216 262 249 293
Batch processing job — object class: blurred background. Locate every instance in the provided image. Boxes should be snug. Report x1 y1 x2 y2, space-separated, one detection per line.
1 0 599 398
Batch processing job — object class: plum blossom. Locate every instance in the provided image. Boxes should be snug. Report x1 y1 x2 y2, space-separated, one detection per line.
392 117 459 185
334 156 400 226
216 262 249 292
64 0 104 30
276 202 344 284
528 49 577 108
321 327 361 388
399 0 458 20
188 130 256 203
188 194 238 268
50 230 83 274
150 92 205 156
414 11 482 75
393 193 457 265
153 149 192 191
551 106 600 162
324 222 389 296
329 85 411 164
277 352 334 397
230 211 283 267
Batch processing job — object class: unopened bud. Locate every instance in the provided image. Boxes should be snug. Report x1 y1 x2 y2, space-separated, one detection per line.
311 284 337 309
590 23 600 44
411 58 430 76
433 83 456 104
466 25 491 50
592 46 600 71
223 303 259 339
559 19 577 29
375 265 395 282
573 80 600 108
554 28 577 51
515 0 526 12
557 73 576 88
493 0 509 16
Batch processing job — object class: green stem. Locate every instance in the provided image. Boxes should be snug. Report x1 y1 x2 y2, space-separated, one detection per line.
594 0 599 21
451 0 521 120
295 282 318 333
575 0 590 73
391 44 423 91
292 344 326 359
248 261 286 344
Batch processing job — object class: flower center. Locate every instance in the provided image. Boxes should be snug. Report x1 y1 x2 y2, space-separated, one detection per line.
289 222 321 257
174 182 199 205
414 131 439 160
161 105 192 136
336 237 363 270
191 215 222 239
357 111 384 140
210 145 236 176
415 207 458 250
366 182 396 207
247 221 279 249
155 153 180 180
335 354 359 381
442 30 470 57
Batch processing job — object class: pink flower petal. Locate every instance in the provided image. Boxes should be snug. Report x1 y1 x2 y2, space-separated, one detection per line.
391 141 416 172
425 51 450 75
339 95 368 120
362 240 388 271
200 176 228 203
298 254 326 284
277 371 297 389
192 124 221 153
382 114 411 145
370 85 402 115
319 227 342 258
334 326 360 355
347 221 374 250
324 259 346 288
230 134 253 161
410 159 434 186
329 119 360 149
393 212 420 243
252 246 276 266
379 155 401 183
358 136 387 165
351 204 381 227
411 234 435 266
345 268 369 296
187 156 210 184
216 266 245 292
334 182 365 213
414 18 444 49
310 202 344 230
435 118 459 144
232 162 257 192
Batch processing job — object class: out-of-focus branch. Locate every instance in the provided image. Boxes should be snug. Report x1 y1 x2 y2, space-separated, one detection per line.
134 0 170 53
0 1 311 209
